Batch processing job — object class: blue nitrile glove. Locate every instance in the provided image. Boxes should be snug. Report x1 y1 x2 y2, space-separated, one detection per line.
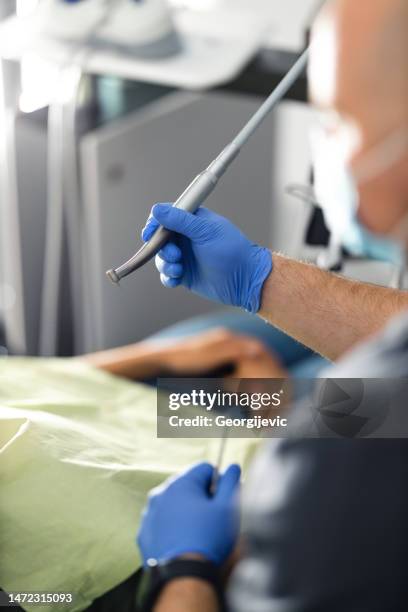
137 462 241 566
141 204 273 314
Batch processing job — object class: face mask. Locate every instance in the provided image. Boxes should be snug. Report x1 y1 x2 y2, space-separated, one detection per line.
312 124 408 266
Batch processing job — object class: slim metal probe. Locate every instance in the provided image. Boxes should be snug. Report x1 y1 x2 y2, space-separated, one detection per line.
106 47 309 284
209 426 229 496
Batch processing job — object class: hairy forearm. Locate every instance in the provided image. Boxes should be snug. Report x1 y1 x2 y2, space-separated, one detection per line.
259 254 408 361
154 579 219 612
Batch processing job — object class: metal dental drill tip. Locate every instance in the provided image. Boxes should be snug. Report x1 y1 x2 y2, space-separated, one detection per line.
106 269 121 285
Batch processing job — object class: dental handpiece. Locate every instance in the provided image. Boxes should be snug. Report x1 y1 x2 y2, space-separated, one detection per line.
106 48 309 285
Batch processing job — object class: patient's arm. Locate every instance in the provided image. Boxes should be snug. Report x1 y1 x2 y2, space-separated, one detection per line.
155 579 219 612
79 328 276 380
80 340 167 379
259 254 408 361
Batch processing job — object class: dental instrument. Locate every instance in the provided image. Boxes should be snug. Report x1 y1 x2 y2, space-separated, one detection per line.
209 426 229 496
106 47 309 284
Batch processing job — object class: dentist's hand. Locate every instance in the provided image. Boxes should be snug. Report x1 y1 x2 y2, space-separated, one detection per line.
137 462 241 566
142 204 273 313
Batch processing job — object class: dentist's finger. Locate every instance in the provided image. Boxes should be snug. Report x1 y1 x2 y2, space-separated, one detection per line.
157 242 183 264
156 257 184 279
160 273 182 288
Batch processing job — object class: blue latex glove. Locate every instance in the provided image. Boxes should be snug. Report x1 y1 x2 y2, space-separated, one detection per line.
137 462 241 566
141 204 273 314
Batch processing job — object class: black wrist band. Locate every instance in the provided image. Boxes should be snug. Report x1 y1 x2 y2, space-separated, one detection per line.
135 558 225 612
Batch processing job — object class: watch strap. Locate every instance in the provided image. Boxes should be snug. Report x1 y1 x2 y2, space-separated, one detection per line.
135 559 225 612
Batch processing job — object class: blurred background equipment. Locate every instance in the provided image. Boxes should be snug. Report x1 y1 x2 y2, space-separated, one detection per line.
31 0 181 58
0 0 280 89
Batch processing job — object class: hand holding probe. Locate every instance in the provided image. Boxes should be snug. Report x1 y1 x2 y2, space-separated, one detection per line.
106 48 309 284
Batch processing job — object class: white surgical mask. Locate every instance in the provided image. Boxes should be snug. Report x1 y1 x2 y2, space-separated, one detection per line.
312 120 408 266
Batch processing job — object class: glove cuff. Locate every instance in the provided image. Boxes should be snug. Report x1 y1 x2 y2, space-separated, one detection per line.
245 247 273 314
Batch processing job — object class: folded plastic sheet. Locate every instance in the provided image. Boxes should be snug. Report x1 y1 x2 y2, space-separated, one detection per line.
0 358 260 612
